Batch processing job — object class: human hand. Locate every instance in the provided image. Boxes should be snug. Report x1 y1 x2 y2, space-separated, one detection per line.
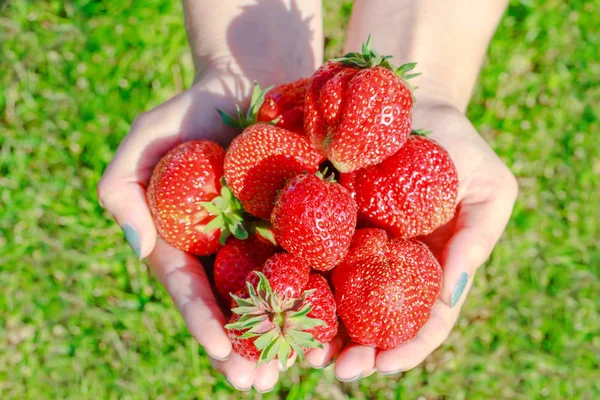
305 92 518 380
97 68 302 392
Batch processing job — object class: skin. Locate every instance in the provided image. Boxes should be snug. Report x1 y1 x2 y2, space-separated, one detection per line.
98 0 517 391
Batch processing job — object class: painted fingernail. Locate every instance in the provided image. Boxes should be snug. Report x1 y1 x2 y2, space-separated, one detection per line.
255 386 274 394
378 368 403 376
225 377 250 392
336 373 363 383
208 352 230 362
451 272 469 308
121 223 141 259
313 360 333 370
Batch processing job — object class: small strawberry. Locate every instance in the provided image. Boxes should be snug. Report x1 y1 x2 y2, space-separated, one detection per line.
213 236 277 303
304 274 338 343
339 134 458 238
271 173 357 271
226 272 329 368
331 228 442 349
257 78 310 133
223 124 325 219
304 37 418 173
249 253 311 298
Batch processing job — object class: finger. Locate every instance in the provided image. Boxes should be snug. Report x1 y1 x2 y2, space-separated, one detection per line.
210 352 257 391
149 238 232 360
279 352 297 371
375 299 462 374
334 342 376 382
253 360 280 393
97 92 193 259
440 172 518 307
305 335 344 368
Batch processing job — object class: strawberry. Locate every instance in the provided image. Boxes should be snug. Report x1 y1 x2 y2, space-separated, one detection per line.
251 253 311 298
257 78 310 133
227 272 329 367
271 173 357 271
223 124 325 219
339 134 459 238
304 37 418 173
331 228 442 349
213 236 277 303
147 141 226 255
304 274 338 343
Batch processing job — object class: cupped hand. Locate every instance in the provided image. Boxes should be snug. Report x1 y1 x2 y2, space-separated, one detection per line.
97 68 293 392
306 94 518 380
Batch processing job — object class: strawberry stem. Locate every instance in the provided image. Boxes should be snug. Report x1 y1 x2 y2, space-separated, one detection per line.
200 178 250 244
226 272 326 368
217 82 276 131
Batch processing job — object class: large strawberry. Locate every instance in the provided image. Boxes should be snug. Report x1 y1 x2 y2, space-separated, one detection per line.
304 37 418 173
148 140 248 255
257 78 310 133
223 124 325 219
339 134 458 238
213 236 277 303
332 228 442 349
226 266 334 368
304 273 338 343
271 173 357 271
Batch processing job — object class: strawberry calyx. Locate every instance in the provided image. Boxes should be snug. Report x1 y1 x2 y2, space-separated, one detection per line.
225 272 326 368
200 178 249 244
217 82 278 131
247 220 278 246
315 167 337 183
331 35 420 98
411 128 432 137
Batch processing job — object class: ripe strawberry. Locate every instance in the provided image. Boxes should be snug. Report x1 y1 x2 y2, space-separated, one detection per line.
304 38 417 173
213 236 277 303
248 253 310 298
271 173 357 271
227 269 333 367
147 141 226 255
304 274 338 343
257 78 310 133
332 228 442 349
224 124 325 219
339 135 459 238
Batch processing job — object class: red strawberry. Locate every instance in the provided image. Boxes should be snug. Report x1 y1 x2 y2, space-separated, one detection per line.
304 38 417 173
213 236 277 303
224 124 325 219
339 135 458 238
147 141 225 255
331 229 442 349
247 253 310 298
271 173 357 271
304 274 338 343
257 78 310 133
227 270 332 367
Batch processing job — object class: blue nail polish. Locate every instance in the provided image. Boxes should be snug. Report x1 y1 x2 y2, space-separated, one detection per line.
451 272 469 307
122 224 141 259
337 373 363 383
225 377 250 392
255 386 274 394
378 368 403 376
313 360 333 370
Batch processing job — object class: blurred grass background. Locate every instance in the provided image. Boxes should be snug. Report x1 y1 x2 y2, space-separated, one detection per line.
1 0 599 398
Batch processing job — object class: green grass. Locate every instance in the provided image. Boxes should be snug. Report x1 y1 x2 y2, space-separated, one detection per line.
1 0 599 398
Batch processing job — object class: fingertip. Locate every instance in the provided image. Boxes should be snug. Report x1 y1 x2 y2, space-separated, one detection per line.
253 360 279 393
306 336 343 368
334 343 375 382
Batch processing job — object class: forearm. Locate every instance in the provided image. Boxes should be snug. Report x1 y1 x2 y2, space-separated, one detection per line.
183 0 323 85
345 0 508 112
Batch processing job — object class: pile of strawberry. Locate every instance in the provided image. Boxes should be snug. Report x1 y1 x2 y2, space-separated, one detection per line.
147 39 458 368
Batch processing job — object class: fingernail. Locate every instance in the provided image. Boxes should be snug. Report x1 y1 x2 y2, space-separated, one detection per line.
451 272 469 308
208 352 230 362
336 372 363 383
121 223 141 259
225 377 250 392
378 368 403 376
313 360 333 370
254 386 274 394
